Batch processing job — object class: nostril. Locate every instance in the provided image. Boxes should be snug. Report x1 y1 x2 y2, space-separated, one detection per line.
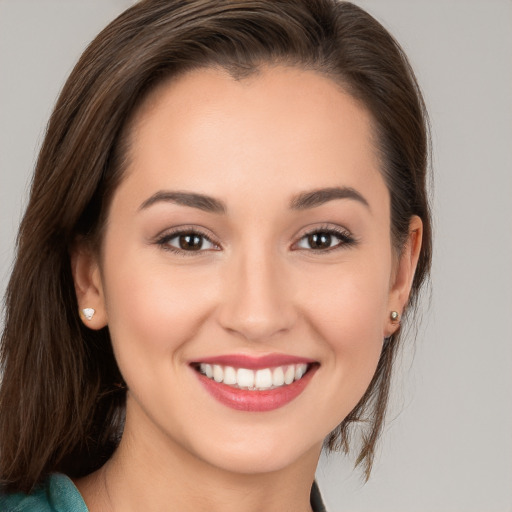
218 307 297 342
215 259 298 341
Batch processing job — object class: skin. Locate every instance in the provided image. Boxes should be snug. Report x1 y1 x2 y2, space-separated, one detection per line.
72 66 422 512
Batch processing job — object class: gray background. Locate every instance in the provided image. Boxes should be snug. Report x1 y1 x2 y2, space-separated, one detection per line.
1 1 511 511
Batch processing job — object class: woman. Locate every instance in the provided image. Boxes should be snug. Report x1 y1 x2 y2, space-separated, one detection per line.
0 0 431 510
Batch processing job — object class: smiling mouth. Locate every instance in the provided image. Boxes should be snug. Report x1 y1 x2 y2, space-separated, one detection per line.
192 363 314 391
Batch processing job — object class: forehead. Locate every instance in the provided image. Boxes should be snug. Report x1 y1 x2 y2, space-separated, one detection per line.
119 65 387 214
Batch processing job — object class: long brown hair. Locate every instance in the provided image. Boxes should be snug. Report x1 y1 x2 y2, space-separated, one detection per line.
0 0 431 492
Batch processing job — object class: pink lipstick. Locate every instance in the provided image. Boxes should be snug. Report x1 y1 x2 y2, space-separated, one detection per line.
190 354 318 412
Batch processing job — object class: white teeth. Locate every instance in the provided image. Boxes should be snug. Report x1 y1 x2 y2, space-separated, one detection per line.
272 367 285 387
200 363 213 379
255 368 272 390
223 366 237 385
284 365 295 385
295 363 307 380
237 368 255 388
197 362 311 390
213 365 224 382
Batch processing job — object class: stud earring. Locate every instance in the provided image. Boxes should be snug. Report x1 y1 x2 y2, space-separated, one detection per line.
81 308 95 321
390 311 400 322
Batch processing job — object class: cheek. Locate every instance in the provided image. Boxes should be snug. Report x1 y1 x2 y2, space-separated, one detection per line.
101 249 218 372
298 257 391 409
303 258 391 345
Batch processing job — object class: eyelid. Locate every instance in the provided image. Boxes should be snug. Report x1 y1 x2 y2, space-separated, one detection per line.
154 225 221 255
291 224 357 252
152 223 356 256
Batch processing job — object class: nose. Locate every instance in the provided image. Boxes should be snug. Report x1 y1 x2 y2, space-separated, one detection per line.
217 248 297 342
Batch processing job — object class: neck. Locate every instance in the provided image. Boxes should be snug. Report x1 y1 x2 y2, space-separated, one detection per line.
76 399 321 512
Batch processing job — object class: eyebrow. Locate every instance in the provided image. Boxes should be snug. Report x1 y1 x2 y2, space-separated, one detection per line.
139 186 370 214
139 191 227 214
289 187 370 211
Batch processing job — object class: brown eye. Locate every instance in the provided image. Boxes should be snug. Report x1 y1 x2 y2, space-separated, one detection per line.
295 227 355 252
307 232 332 250
158 230 218 253
179 234 203 251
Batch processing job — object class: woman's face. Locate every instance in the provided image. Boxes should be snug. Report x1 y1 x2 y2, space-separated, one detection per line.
78 66 417 475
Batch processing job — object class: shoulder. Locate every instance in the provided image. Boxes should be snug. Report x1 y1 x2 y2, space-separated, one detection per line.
0 474 88 512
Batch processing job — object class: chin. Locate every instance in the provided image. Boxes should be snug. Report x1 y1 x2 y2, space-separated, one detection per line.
201 447 311 476
186 425 323 476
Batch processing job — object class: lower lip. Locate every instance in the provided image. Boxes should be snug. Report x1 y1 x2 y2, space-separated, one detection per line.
194 365 318 412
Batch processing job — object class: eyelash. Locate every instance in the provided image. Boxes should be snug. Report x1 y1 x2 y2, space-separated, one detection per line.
155 225 356 256
155 227 219 256
294 225 357 253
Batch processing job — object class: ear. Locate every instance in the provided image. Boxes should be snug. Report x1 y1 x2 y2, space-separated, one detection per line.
385 215 423 337
70 241 108 330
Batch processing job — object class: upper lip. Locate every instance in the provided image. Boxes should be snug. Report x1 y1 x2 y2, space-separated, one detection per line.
190 353 317 370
